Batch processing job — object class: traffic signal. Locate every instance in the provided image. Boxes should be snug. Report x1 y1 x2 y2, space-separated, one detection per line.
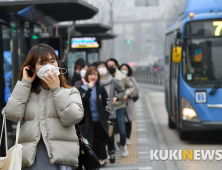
129 46 132 50
32 35 38 39
127 40 131 44
11 29 16 33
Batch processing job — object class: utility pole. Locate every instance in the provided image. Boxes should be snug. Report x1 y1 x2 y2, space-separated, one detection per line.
107 0 115 58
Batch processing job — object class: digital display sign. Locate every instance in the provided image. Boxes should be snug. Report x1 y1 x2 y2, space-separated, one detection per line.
4 51 12 103
184 20 222 37
71 37 99 48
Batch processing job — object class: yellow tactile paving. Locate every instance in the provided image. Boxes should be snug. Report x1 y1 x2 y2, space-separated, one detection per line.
105 105 139 165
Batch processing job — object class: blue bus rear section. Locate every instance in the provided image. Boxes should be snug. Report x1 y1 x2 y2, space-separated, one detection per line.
165 0 222 137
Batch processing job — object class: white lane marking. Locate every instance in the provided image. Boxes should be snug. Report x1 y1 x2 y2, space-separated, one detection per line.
139 156 150 159
137 129 146 131
138 151 150 154
138 138 148 141
137 120 145 122
137 124 145 126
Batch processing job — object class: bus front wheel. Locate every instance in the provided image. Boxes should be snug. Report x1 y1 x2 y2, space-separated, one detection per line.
168 115 176 129
179 129 192 140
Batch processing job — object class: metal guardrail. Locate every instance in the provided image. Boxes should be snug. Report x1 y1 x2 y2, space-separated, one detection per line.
134 71 164 85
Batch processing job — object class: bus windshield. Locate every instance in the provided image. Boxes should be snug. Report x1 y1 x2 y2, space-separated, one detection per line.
183 37 222 87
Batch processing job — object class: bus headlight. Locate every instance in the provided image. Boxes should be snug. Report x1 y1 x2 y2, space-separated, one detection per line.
181 97 201 122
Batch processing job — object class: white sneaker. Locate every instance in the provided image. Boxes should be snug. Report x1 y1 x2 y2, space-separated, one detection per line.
126 138 131 145
120 145 129 157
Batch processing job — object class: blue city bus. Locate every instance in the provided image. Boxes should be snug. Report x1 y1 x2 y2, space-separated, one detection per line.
164 0 222 140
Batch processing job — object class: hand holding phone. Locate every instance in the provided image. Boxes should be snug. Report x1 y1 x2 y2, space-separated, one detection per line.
23 65 36 82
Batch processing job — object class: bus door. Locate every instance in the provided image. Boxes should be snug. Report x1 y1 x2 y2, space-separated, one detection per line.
170 44 180 123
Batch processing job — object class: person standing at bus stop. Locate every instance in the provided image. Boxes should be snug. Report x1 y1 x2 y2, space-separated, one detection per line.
2 44 84 170
106 58 135 157
74 63 89 89
71 58 85 85
78 66 111 167
96 61 125 163
120 63 139 145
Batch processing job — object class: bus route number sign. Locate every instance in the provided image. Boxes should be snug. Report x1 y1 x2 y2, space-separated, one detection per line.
195 91 207 103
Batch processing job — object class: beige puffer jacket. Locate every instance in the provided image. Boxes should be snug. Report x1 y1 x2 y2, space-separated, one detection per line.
114 69 135 110
2 78 84 168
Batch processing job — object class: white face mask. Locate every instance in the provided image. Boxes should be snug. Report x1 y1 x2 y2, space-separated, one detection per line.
80 70 87 78
121 70 128 75
36 64 67 80
98 68 107 76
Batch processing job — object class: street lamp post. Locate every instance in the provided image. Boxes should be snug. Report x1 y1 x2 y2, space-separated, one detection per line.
107 0 115 58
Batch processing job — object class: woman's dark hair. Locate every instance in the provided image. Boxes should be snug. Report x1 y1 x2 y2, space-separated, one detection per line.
80 62 88 70
84 66 100 83
74 58 85 70
92 61 99 67
96 61 108 70
58 61 71 85
18 44 71 94
106 58 119 67
119 63 133 76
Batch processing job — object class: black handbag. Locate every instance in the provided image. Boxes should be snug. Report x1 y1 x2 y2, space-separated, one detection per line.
75 126 100 170
132 94 140 102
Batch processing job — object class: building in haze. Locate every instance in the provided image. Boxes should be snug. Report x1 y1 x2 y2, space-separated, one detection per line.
80 0 185 66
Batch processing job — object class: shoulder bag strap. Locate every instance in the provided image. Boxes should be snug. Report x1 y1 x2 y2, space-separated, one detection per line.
15 120 20 145
0 115 8 156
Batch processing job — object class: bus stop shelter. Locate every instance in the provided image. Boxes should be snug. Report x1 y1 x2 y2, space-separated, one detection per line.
63 23 117 75
0 0 98 156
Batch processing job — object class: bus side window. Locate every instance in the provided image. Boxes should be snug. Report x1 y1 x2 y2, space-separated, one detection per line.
165 32 174 65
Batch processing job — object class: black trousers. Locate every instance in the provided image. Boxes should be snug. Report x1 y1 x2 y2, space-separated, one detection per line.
126 122 132 139
105 134 114 153
106 119 116 153
93 122 107 160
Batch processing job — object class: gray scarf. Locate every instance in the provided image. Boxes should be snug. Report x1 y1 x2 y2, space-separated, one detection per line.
100 73 112 97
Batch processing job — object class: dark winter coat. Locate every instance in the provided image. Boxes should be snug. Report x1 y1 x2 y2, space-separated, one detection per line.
99 73 125 118
71 72 81 86
74 80 83 89
78 83 110 145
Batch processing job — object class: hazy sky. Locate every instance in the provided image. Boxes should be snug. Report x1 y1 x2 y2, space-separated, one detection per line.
79 0 185 65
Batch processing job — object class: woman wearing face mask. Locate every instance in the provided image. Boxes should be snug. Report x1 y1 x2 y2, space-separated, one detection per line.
58 61 71 85
119 63 139 146
96 62 125 163
74 63 88 89
2 44 84 170
78 66 111 168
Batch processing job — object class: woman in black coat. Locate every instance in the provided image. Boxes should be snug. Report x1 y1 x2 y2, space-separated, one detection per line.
78 66 110 165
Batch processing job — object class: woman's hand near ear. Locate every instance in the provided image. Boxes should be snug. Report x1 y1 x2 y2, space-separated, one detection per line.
23 65 36 82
